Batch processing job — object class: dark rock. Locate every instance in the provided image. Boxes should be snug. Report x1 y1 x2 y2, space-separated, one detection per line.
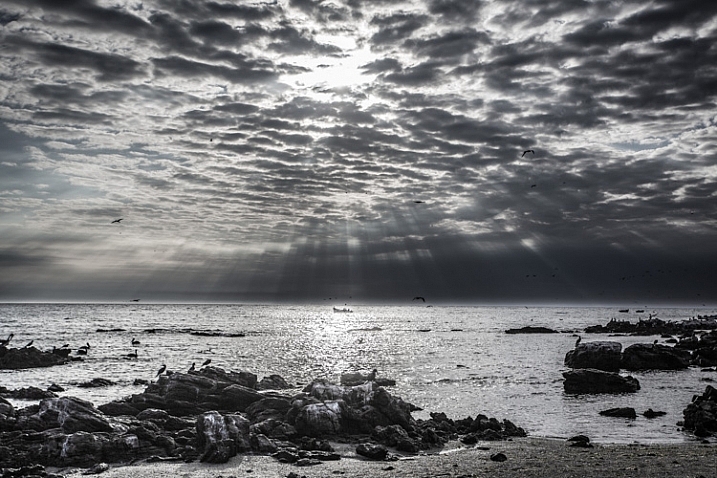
599 407 637 419
563 369 640 394
16 397 114 434
2 387 57 400
293 401 344 437
47 383 65 393
294 458 322 466
564 341 622 372
272 449 300 463
0 347 71 370
505 326 558 334
356 442 388 460
682 385 717 437
643 409 667 418
490 452 507 462
256 374 292 390
298 450 340 461
567 435 592 447
621 343 690 370
195 411 251 463
83 462 110 474
78 378 115 388
251 433 278 454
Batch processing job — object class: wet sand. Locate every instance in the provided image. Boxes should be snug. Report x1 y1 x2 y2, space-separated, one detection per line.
58 438 716 478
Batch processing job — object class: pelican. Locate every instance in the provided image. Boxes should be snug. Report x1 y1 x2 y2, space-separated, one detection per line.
131 337 140 346
156 364 167 376
126 349 138 359
188 362 196 372
575 335 582 347
201 358 212 367
0 333 14 347
111 218 123 224
522 150 535 157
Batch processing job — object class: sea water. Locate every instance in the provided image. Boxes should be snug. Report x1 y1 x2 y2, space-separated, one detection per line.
1 303 715 444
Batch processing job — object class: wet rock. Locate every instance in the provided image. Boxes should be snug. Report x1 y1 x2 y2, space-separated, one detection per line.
599 407 637 419
78 378 115 388
505 326 558 334
0 347 71 369
250 433 278 454
272 449 300 463
682 385 717 437
293 401 344 437
196 411 251 463
2 387 57 400
567 435 592 448
643 409 667 418
47 384 65 393
564 341 622 372
490 452 507 462
83 462 110 474
563 369 640 394
621 343 690 370
294 457 322 467
356 442 387 460
15 397 114 434
256 375 292 390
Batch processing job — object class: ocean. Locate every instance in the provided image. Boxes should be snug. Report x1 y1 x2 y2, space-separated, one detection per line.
1 303 714 444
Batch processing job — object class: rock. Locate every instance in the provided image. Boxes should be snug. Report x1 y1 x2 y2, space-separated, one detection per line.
78 378 115 388
272 449 300 463
356 442 388 460
83 462 110 474
599 407 637 419
682 385 717 437
340 370 377 386
294 458 322 466
195 411 251 463
490 452 507 462
17 397 114 434
0 347 71 369
621 343 690 370
250 433 278 454
563 369 640 394
564 341 622 372
293 401 344 437
567 435 592 447
3 386 57 400
505 326 558 334
48 383 65 393
257 374 292 390
643 408 667 418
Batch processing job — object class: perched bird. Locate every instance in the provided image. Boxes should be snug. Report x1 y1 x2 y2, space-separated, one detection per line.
131 337 140 346
201 358 212 367
522 150 535 157
23 340 33 348
412 296 426 302
111 218 123 224
188 362 196 372
61 343 70 348
575 335 582 347
156 364 167 376
126 349 138 359
0 333 14 347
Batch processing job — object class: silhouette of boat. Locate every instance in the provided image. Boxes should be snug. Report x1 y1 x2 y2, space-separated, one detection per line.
333 307 353 313
619 309 629 313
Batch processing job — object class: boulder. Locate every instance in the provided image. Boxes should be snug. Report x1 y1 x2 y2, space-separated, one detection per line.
257 374 292 390
505 326 558 334
682 385 717 437
17 397 114 434
356 442 388 460
195 411 251 463
0 347 70 369
621 343 690 370
563 369 640 394
564 341 622 372
293 401 345 436
599 407 637 419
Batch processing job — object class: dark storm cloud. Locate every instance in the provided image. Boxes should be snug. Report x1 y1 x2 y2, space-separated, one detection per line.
403 28 490 59
427 0 483 22
383 61 443 85
6 37 146 82
152 56 278 83
369 12 427 46
268 24 343 55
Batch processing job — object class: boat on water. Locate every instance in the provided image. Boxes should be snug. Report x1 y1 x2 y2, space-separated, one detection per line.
619 309 629 313
333 307 353 313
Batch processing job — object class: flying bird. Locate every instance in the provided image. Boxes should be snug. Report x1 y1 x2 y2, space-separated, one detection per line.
111 218 123 224
413 296 426 302
413 201 425 204
522 150 535 157
530 184 537 188
201 358 212 367
156 364 167 376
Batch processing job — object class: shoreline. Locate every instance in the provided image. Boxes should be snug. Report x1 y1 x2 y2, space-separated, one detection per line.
55 437 717 478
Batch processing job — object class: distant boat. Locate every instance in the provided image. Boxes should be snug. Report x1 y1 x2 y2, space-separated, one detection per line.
635 309 645 313
619 309 629 313
333 307 353 313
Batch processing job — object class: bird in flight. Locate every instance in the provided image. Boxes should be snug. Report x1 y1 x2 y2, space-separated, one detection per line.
522 150 535 157
111 218 123 224
413 296 426 302
413 201 425 204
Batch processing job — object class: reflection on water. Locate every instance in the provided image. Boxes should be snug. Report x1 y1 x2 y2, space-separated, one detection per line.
0 303 714 443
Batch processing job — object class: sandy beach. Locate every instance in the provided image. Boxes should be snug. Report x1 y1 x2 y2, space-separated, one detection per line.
56 438 716 478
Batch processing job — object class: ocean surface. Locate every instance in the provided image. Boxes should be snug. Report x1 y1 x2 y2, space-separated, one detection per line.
1 304 715 444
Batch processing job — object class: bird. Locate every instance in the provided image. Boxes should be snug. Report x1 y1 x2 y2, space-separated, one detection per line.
412 296 426 302
111 218 123 224
61 343 69 348
0 333 14 347
156 364 167 376
575 335 582 347
188 362 196 372
131 337 140 346
413 200 425 204
126 349 138 359
530 184 537 188
201 358 212 367
522 150 535 157
23 340 33 348
130 299 140 302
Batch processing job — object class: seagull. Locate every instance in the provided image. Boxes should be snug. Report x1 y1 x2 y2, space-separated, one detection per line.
522 150 535 157
413 296 426 302
201 358 212 367
111 218 123 224
131 337 140 346
156 364 167 376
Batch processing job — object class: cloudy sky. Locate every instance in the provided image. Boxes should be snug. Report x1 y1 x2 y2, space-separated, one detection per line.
1 0 716 305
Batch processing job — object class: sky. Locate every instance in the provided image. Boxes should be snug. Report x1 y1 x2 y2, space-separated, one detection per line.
1 0 716 305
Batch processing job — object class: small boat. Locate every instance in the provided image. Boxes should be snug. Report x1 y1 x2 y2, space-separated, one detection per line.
635 309 645 313
619 309 629 313
333 307 353 313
